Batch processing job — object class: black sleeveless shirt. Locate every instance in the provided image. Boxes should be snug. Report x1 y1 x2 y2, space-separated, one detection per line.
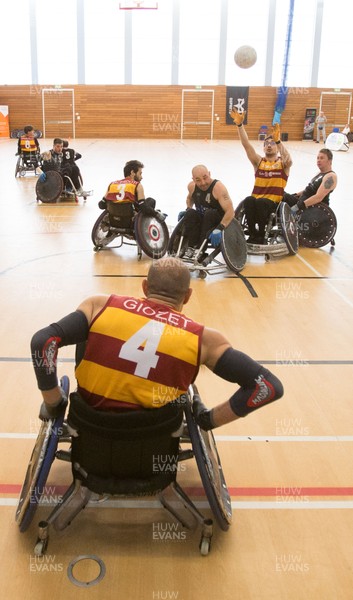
191 180 223 215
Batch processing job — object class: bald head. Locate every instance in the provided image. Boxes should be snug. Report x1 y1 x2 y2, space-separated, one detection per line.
192 165 213 191
145 258 192 308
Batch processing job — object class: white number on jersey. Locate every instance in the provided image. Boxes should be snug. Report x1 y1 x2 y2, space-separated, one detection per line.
118 320 165 378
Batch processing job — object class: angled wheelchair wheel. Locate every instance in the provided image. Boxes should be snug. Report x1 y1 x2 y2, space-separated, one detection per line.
184 388 232 531
167 217 188 257
168 217 188 257
134 212 169 259
36 170 63 203
221 218 247 272
279 202 299 255
91 210 118 250
234 199 250 237
297 204 337 248
15 156 22 178
16 376 70 533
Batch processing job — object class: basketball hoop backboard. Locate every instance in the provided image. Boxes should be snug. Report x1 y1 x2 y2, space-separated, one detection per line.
119 1 158 9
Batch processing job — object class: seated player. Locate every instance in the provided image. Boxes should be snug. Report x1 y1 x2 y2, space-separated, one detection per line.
31 257 284 431
17 125 40 166
98 159 165 221
283 148 337 213
39 138 89 196
180 164 235 260
231 109 292 244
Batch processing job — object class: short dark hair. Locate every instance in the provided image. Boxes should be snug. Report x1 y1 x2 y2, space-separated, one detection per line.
124 160 144 178
53 138 63 145
319 148 333 161
62 140 69 148
24 125 34 134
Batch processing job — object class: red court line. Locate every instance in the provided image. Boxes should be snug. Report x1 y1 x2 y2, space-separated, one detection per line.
2 484 353 497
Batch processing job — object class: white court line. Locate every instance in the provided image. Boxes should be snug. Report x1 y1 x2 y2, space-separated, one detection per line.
3 499 353 509
2 433 353 442
296 252 353 309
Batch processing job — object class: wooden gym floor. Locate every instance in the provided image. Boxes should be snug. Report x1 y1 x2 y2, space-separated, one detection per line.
0 136 353 600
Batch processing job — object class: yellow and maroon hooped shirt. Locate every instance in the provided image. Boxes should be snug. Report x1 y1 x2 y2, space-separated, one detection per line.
76 295 204 410
252 158 288 203
105 178 139 204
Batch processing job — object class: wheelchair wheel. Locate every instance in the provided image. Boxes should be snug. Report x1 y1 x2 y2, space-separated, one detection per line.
221 218 247 272
15 156 22 178
297 204 337 248
91 210 118 250
36 170 63 203
279 202 299 255
16 376 70 533
134 212 169 259
167 217 188 257
234 200 247 231
184 387 232 531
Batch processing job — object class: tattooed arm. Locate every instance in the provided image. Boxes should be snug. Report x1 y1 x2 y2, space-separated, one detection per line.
213 182 235 228
302 172 337 207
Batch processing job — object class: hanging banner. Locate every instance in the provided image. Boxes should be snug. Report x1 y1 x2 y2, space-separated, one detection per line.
0 105 9 137
226 87 249 125
303 108 317 140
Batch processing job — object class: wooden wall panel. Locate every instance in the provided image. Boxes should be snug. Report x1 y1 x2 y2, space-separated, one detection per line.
0 84 351 140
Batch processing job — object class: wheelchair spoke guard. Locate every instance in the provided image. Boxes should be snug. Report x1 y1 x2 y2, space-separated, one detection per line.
298 203 337 248
36 170 63 203
91 210 119 250
134 212 169 259
221 218 247 273
16 376 70 532
184 389 232 531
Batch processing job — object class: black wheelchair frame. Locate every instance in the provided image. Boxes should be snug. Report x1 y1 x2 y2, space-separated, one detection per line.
16 379 232 557
168 215 247 278
235 200 299 262
91 203 170 260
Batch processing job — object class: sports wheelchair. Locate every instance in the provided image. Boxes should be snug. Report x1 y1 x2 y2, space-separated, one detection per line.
91 201 170 259
168 214 247 278
235 200 299 261
16 377 232 557
296 203 337 248
35 170 92 204
15 152 42 178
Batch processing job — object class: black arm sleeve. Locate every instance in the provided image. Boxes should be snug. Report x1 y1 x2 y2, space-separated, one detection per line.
31 310 89 391
214 348 284 417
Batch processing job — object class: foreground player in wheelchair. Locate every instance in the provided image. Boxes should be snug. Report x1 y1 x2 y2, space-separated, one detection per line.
168 165 247 275
92 159 169 257
31 257 283 427
15 125 42 176
19 258 283 555
283 148 338 248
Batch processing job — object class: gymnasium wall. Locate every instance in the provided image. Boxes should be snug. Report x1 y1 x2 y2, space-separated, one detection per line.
0 85 351 140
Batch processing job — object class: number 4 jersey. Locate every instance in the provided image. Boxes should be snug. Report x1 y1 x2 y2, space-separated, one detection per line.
76 295 204 410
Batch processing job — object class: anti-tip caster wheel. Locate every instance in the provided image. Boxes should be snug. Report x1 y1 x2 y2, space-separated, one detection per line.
200 536 211 556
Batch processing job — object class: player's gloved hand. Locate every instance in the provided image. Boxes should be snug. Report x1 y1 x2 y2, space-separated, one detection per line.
137 199 155 217
230 109 246 127
209 228 223 247
272 123 281 143
98 198 107 210
39 389 68 421
192 395 214 431
39 173 47 183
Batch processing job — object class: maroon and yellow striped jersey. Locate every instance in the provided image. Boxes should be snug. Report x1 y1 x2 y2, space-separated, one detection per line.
252 158 288 203
19 136 38 153
105 178 139 204
76 295 204 410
